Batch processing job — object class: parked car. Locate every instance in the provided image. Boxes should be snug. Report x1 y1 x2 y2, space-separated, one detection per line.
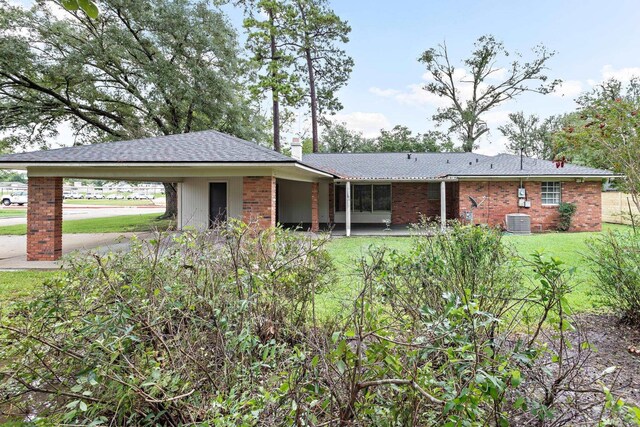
63 191 73 199
69 192 85 199
127 193 152 200
2 191 28 206
106 193 125 200
86 193 105 199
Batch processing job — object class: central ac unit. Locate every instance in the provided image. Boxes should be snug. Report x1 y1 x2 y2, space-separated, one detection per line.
505 213 531 235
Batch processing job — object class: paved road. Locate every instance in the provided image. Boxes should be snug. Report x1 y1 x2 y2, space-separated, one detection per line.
0 205 165 226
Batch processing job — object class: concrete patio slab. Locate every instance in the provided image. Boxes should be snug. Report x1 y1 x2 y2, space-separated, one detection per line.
0 232 153 270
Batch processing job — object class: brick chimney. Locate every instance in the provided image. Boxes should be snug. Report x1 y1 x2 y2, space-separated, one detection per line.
291 137 302 161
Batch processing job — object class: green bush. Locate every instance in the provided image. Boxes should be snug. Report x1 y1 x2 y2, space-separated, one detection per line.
0 221 334 425
372 221 520 323
587 228 640 323
1 222 637 425
557 202 577 231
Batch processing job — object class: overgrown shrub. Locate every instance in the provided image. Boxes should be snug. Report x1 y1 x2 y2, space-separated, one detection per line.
1 222 637 425
587 227 640 323
557 201 577 231
0 221 334 425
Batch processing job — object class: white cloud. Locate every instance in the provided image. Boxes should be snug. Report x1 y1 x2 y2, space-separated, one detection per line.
370 68 495 109
331 112 391 138
551 80 583 98
369 87 400 97
601 64 640 83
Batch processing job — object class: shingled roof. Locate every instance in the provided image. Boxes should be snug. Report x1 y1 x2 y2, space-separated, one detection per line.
301 152 615 180
0 130 294 164
0 129 616 180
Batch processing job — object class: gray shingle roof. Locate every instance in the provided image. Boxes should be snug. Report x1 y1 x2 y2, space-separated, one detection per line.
301 152 615 180
0 130 294 163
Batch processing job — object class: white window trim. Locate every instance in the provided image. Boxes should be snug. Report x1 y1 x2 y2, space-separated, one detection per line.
541 181 562 206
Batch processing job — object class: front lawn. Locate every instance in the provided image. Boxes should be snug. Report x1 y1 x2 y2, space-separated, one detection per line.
0 209 26 218
0 213 173 235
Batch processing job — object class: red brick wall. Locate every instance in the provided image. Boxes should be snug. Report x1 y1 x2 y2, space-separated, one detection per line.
27 176 63 261
457 180 602 232
391 182 459 224
311 182 319 231
243 176 276 229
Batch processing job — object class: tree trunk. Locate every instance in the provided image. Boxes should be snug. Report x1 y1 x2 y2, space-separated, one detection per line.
305 46 319 153
269 9 281 153
160 182 177 219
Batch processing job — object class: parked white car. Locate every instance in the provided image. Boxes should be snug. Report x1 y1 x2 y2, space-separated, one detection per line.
86 193 105 199
127 193 152 200
2 191 28 206
106 193 125 200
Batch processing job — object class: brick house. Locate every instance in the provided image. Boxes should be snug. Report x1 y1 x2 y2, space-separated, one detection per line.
0 130 615 261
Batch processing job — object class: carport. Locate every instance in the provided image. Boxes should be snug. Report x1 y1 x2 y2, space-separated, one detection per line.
0 131 333 261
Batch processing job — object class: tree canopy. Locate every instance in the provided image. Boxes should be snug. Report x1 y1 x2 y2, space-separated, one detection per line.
0 0 266 216
419 35 560 152
498 112 566 160
320 121 456 153
558 78 640 211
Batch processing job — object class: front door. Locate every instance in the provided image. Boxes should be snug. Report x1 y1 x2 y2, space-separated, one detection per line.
209 182 227 227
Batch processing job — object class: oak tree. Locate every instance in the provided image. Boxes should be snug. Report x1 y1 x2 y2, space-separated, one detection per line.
0 0 263 218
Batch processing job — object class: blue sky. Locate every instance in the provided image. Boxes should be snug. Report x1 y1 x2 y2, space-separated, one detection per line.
280 0 640 153
11 0 640 153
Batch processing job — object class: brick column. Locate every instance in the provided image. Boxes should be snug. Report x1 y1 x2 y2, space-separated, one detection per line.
242 176 276 229
311 182 319 232
27 177 63 261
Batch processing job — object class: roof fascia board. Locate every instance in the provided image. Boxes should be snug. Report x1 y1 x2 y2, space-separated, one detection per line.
333 177 458 183
455 175 619 180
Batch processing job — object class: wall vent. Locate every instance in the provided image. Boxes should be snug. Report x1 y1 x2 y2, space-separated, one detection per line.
505 213 531 235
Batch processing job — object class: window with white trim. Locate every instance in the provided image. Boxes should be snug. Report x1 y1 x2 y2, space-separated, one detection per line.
334 184 391 212
541 182 561 205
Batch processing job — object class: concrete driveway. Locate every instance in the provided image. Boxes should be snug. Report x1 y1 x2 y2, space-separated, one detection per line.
0 232 153 270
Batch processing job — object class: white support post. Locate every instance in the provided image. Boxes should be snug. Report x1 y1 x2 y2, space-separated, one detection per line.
440 180 446 232
345 181 351 237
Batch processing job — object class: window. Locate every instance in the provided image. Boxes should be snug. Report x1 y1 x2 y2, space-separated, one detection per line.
334 184 392 212
541 182 561 205
353 185 372 212
427 183 440 200
373 185 391 210
335 184 346 212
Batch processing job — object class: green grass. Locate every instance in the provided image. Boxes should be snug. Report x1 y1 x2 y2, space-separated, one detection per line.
64 199 164 206
321 224 631 316
0 270 60 303
0 213 173 235
0 209 26 218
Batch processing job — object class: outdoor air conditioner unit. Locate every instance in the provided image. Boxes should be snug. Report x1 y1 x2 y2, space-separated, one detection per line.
505 213 531 235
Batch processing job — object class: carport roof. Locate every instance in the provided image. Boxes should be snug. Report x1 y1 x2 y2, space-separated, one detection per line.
0 130 294 164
